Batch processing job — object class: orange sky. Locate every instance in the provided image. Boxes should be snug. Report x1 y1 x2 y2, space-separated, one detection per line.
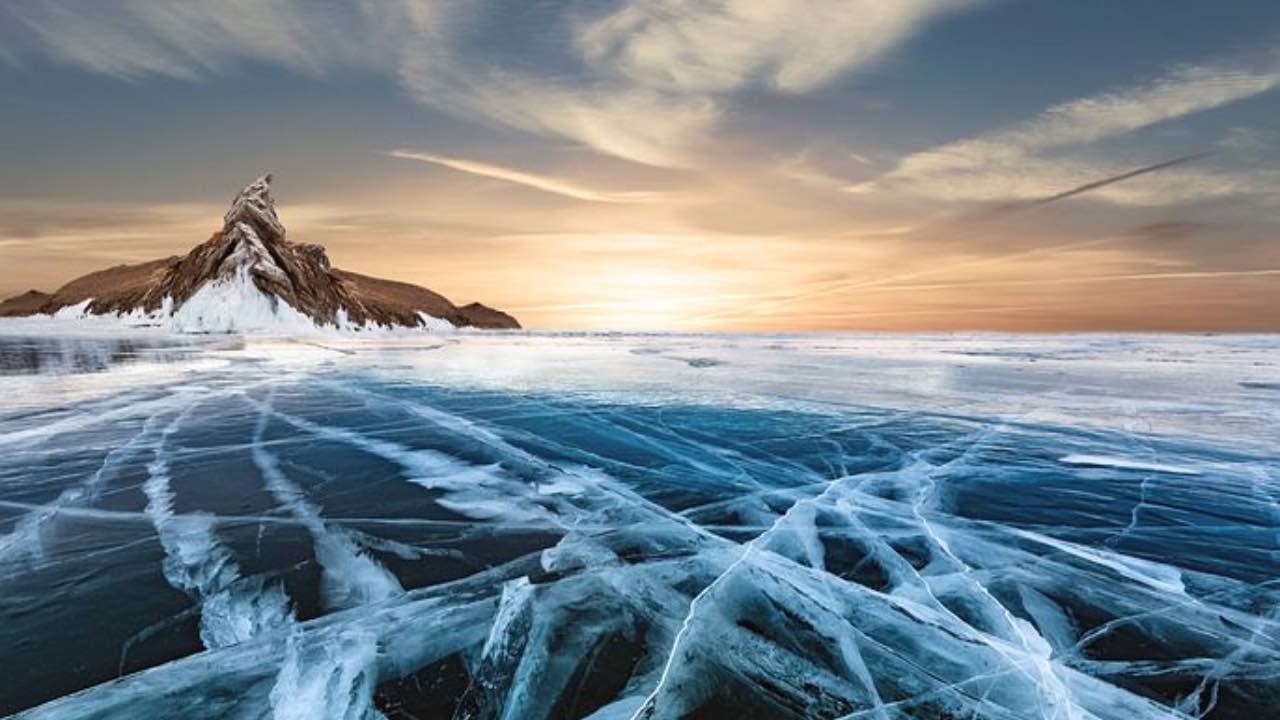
3 183 1276 331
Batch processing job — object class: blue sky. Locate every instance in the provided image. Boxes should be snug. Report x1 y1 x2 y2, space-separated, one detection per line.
1 1 1278 330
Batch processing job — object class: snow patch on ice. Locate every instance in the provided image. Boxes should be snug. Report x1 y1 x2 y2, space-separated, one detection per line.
409 465 560 525
52 298 94 319
1058 454 1201 476
1012 527 1186 595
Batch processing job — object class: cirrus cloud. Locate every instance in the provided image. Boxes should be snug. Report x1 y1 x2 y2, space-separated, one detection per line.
875 56 1280 206
0 0 979 167
387 149 668 203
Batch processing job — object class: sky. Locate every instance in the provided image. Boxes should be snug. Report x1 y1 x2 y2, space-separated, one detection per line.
1 0 1278 331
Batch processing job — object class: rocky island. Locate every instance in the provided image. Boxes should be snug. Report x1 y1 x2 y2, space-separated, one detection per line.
0 175 519 332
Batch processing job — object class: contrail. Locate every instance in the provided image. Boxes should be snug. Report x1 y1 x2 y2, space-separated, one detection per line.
681 152 1220 326
1018 152 1213 210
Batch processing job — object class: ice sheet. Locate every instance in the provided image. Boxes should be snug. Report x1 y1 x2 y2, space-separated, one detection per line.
0 331 1276 719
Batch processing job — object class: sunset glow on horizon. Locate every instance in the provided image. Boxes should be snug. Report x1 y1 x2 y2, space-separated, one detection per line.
2 1 1278 331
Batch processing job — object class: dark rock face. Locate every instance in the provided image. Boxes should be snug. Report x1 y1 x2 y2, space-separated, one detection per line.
1 174 520 330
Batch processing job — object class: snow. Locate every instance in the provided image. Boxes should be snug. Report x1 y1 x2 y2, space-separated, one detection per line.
2 332 1278 719
416 311 456 333
169 268 320 334
1058 454 1202 475
51 298 94 319
0 274 458 337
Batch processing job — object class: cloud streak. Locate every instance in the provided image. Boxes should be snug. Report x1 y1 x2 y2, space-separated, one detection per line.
387 150 663 203
0 1 381 80
992 152 1215 214
817 267 1280 294
881 57 1280 205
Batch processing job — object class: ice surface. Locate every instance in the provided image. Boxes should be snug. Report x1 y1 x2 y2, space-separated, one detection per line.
0 331 1276 718
144 404 295 648
249 394 403 610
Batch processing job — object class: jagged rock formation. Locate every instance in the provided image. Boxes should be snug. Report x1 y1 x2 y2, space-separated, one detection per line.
0 175 519 331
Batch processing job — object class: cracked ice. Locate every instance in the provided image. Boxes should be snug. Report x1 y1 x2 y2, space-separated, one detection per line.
0 332 1277 718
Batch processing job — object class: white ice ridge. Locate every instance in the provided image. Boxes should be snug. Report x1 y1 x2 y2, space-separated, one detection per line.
269 627 385 720
0 408 168 569
258 398 568 526
249 392 402 610
144 400 294 649
248 391 404 720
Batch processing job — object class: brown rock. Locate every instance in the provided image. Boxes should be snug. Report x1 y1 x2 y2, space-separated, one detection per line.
6 174 520 331
457 302 521 330
21 258 177 317
0 290 52 317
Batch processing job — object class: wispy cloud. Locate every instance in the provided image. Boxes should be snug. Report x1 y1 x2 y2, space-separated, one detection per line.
997 152 1214 213
0 0 978 167
387 150 664 203
577 0 977 94
517 0 978 164
814 267 1280 294
1 1 381 80
879 57 1280 205
397 68 719 167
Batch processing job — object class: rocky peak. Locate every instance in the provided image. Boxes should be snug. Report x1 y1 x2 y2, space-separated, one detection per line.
215 174 307 288
128 173 347 323
2 173 520 331
223 173 285 242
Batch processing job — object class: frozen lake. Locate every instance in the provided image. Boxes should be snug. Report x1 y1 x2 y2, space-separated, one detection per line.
0 331 1277 719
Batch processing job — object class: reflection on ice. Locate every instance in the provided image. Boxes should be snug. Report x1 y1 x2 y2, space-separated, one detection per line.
0 331 1277 718
0 334 227 375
